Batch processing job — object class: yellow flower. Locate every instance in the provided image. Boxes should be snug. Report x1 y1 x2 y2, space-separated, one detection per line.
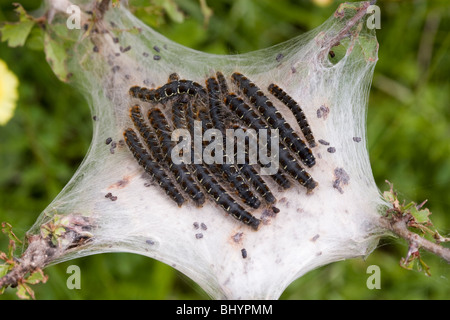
313 0 333 7
0 59 19 125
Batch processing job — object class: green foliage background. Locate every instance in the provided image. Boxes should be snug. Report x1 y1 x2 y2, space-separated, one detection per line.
0 0 449 299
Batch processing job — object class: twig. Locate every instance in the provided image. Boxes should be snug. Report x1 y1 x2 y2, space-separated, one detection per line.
0 236 56 289
318 1 371 61
378 215 450 263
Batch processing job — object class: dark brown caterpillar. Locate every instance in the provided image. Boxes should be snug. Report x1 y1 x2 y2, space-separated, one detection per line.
231 72 315 168
216 71 229 97
226 103 292 190
238 162 277 203
197 108 261 209
225 124 279 202
204 77 276 204
268 83 316 148
206 76 226 134
148 108 205 206
225 93 316 190
183 99 261 229
123 128 185 207
191 163 261 230
129 105 165 163
129 79 207 104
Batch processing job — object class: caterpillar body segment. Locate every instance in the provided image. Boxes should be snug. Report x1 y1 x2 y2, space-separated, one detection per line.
197 107 262 210
129 80 207 104
123 128 185 207
224 94 316 191
182 98 261 229
268 83 316 148
238 164 277 204
231 72 315 168
206 76 226 134
129 105 166 162
216 71 230 97
191 163 261 230
148 108 205 206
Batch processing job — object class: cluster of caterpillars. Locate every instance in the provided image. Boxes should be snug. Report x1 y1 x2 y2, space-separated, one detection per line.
125 71 317 230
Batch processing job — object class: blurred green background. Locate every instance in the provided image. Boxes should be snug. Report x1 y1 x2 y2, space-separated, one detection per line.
0 0 449 299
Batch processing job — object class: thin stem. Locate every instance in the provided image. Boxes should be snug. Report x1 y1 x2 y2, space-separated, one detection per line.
0 236 56 289
318 1 371 61
378 216 450 263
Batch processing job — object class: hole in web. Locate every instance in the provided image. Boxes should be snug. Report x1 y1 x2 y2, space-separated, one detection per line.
328 40 348 65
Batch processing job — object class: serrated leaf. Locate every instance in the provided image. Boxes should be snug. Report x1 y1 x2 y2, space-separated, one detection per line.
383 189 400 209
0 4 35 47
410 206 431 224
0 21 35 47
25 27 44 51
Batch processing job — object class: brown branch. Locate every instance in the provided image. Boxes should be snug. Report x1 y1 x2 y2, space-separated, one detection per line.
0 215 94 291
318 1 372 62
330 2 370 45
378 215 450 263
0 236 56 289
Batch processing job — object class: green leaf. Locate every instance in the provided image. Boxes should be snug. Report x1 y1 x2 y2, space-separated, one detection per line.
0 263 11 278
25 269 48 285
44 33 70 82
357 34 378 62
0 21 34 47
400 257 414 271
16 283 33 300
410 206 431 224
40 224 51 239
0 4 35 47
418 257 431 277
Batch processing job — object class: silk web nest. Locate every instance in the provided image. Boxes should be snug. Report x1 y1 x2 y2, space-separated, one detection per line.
23 0 386 299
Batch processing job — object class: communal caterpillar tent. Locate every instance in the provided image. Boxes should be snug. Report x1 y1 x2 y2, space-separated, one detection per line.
1 0 389 299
